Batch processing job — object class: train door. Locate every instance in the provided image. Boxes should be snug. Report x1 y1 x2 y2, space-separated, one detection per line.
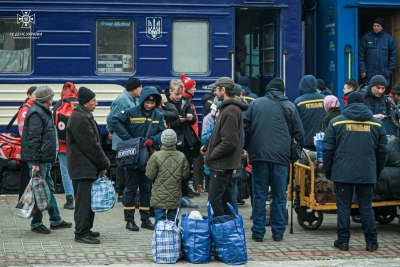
392 12 400 87
235 8 280 97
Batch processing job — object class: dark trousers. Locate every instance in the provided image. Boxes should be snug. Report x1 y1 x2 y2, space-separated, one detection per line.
18 161 31 199
115 165 126 196
124 168 151 222
192 155 204 187
334 182 377 244
208 169 234 217
73 179 95 238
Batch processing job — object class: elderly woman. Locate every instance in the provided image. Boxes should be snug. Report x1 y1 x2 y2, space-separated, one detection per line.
322 95 341 132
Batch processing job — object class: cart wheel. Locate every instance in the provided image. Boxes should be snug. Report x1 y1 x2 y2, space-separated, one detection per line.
375 206 397 225
296 207 323 230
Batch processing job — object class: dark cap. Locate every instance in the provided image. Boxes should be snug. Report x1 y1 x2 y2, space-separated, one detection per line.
391 82 400 95
214 77 234 91
369 75 387 87
347 91 365 105
126 77 142 91
317 79 326 90
266 78 285 93
78 87 96 105
373 17 385 28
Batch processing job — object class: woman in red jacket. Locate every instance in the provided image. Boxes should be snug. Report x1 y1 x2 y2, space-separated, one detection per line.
17 86 37 199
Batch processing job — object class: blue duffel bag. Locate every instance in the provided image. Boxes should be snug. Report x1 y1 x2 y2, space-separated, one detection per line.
180 198 211 263
207 201 248 265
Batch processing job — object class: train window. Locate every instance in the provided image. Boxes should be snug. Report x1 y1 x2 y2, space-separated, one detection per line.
96 19 134 73
172 21 209 73
262 24 274 76
0 19 31 73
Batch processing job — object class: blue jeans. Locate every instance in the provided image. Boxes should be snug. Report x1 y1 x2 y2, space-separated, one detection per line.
28 162 63 229
251 161 288 239
334 182 377 244
154 208 177 227
58 153 74 196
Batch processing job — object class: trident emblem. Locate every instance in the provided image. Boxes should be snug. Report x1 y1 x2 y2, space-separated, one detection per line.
146 17 162 40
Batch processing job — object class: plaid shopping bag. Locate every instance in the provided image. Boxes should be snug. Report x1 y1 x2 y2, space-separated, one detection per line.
31 173 52 211
91 173 116 212
151 211 181 263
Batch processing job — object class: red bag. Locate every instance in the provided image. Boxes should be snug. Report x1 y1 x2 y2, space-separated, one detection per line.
0 133 22 162
54 97 78 140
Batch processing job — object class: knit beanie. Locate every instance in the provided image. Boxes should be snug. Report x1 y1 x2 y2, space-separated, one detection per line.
266 78 285 93
126 77 142 91
347 92 365 105
317 79 326 90
391 82 400 95
234 84 242 96
373 17 385 28
237 76 250 87
161 129 177 147
323 95 340 112
180 73 196 91
369 75 386 88
35 86 54 103
78 87 96 105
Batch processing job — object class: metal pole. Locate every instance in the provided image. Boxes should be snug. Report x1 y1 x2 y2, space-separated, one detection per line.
283 49 287 95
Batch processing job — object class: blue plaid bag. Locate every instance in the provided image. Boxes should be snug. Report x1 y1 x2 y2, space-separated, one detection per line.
151 209 181 263
91 173 116 212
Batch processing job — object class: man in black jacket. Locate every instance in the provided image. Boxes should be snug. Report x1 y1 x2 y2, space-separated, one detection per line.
67 87 110 244
243 78 304 243
167 79 198 208
203 77 248 217
323 92 388 252
21 85 72 234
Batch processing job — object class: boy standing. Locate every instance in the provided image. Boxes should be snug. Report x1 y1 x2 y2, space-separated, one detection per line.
145 129 191 225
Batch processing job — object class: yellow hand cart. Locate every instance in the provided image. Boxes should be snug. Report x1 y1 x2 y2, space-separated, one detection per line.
287 150 400 230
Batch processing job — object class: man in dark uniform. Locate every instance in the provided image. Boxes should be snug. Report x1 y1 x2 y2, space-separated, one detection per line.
323 92 388 252
111 86 165 231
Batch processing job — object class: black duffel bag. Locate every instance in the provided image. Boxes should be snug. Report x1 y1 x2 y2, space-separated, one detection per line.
373 167 400 201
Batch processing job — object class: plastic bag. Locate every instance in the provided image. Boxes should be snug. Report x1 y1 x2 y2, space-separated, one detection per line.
14 180 38 219
91 173 116 212
31 173 52 211
386 135 400 167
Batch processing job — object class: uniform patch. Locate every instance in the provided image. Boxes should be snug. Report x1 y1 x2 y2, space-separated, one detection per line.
346 124 371 132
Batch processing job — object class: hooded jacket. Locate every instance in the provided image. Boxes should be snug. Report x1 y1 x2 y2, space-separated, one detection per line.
359 29 397 84
201 92 216 119
107 89 139 150
244 89 305 165
323 103 388 184
146 145 190 209
111 87 165 150
205 98 248 170
319 87 333 96
362 85 395 116
66 104 110 180
237 76 258 101
294 75 326 149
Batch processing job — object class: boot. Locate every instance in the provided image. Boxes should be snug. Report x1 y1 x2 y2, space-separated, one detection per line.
64 196 74 210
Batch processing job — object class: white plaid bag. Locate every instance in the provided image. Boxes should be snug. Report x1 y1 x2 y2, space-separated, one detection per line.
151 211 181 263
91 173 116 212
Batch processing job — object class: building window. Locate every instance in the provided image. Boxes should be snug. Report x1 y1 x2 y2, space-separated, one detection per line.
172 21 209 73
0 19 31 73
262 24 274 76
96 19 134 73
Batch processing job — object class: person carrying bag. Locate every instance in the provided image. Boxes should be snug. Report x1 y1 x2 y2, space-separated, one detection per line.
31 173 52 211
207 201 248 265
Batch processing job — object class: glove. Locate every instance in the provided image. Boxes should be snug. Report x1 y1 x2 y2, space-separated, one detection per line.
147 146 155 155
325 169 331 180
143 139 153 147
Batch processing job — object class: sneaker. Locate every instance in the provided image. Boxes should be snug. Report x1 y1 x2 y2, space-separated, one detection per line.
181 197 198 208
273 236 283 242
50 220 73 230
75 236 100 244
31 225 51 234
64 198 74 210
141 220 154 230
366 243 379 252
252 235 263 242
352 215 362 223
334 240 349 251
237 199 245 205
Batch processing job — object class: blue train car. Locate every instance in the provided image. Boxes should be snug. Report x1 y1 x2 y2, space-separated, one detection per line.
315 0 400 100
0 0 302 192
